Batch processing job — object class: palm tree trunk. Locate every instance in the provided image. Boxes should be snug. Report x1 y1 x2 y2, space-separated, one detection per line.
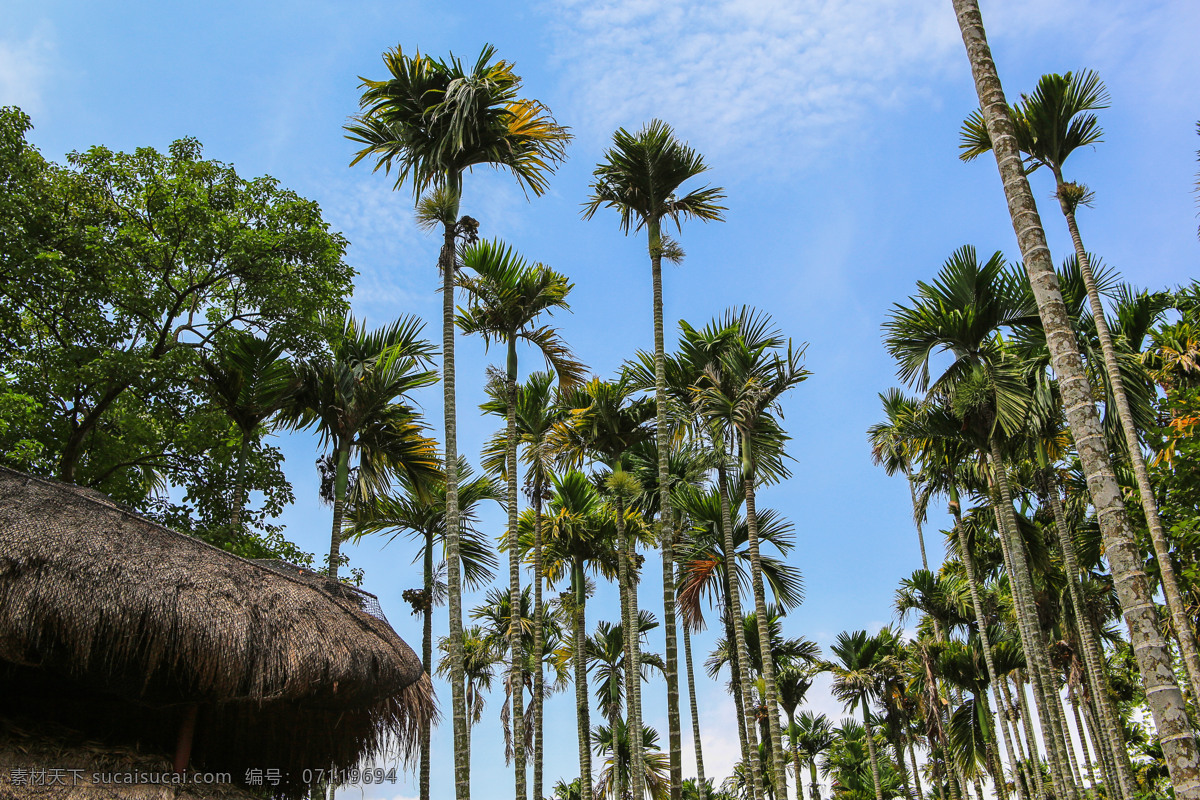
574 560 594 800
909 739 925 800
328 443 350 579
950 3 1200 793
893 736 915 800
616 494 645 800
996 674 1036 800
506 341 527 800
1068 686 1098 797
1080 695 1116 798
862 709 884 800
787 717 803 800
1043 484 1135 800
1055 181 1200 709
716 435 765 800
726 602 752 764
808 760 821 800
683 619 708 800
906 467 930 571
440 185 470 800
742 441 789 800
533 488 546 800
649 217 684 800
422 529 434 800
986 444 1079 800
949 486 1026 800
1014 671 1049 800
230 429 251 537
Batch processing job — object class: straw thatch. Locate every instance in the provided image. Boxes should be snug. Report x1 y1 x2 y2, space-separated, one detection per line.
0 467 434 798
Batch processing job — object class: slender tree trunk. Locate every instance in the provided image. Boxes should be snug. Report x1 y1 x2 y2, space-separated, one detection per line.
997 674 1036 800
717 435 765 800
683 620 708 800
742 439 789 800
533 489 545 800
230 430 251 537
616 494 645 800
809 761 821 800
950 487 1026 800
439 191 470 800
328 443 350 579
505 340 527 800
422 529 434 800
950 3 1200 793
574 560 594 800
788 716 803 800
987 445 1078 800
1014 671 1049 800
649 218 684 800
893 736 915 800
726 601 752 765
1081 696 1116 799
863 709 885 800
1044 485 1135 800
1069 686 1098 797
1056 182 1200 709
909 739 925 800
906 467 930 571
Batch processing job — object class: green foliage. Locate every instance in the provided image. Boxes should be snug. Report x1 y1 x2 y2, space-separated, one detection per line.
0 106 351 561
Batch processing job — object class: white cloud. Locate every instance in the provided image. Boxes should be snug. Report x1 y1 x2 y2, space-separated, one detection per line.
546 0 961 168
0 24 55 115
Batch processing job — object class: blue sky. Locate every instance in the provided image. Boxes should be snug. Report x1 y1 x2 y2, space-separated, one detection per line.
3 1 1198 798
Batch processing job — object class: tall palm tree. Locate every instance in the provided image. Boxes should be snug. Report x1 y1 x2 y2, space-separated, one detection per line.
282 314 439 580
436 624 502 770
195 330 294 540
483 370 569 800
594 720 672 800
884 247 1088 799
961 70 1200 707
458 237 583 800
347 46 570 799
790 712 834 800
553 374 657 800
696 332 809 800
542 469 619 800
586 614 666 728
584 119 726 800
350 458 500 797
827 630 900 800
946 4 1200 794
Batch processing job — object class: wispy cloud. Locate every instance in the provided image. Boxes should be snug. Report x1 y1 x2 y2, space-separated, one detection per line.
0 24 55 115
546 0 961 167
544 0 1156 173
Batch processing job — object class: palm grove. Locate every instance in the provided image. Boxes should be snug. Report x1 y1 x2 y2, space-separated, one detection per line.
2 6 1199 800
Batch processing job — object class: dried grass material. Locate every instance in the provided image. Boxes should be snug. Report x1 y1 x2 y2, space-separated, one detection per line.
0 467 436 795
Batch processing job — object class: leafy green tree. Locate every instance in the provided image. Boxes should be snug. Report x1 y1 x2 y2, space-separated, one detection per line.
0 109 351 528
585 120 726 800
789 711 834 800
593 719 672 800
347 46 570 799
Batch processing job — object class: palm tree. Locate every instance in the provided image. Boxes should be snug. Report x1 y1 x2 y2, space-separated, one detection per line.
828 630 897 800
347 46 570 799
790 711 834 800
587 615 666 728
436 624 503 770
962 71 1200 708
542 469 619 800
458 237 583 799
696 331 809 799
584 119 726 800
350 458 500 795
594 719 672 800
947 5 1200 793
282 314 439 580
884 246 1090 798
483 370 570 800
195 330 294 540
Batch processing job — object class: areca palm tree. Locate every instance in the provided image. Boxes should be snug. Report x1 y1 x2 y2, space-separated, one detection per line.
350 458 499 796
586 615 665 728
436 624 502 770
594 720 672 800
542 469 619 800
282 314 439 580
827 630 898 800
195 330 294 540
695 331 809 800
961 71 1200 707
584 120 726 800
458 237 583 798
947 5 1200 793
790 712 834 800
483 370 569 800
347 46 570 798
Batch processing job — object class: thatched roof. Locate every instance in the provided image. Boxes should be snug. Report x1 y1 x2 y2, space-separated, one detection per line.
0 467 434 797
